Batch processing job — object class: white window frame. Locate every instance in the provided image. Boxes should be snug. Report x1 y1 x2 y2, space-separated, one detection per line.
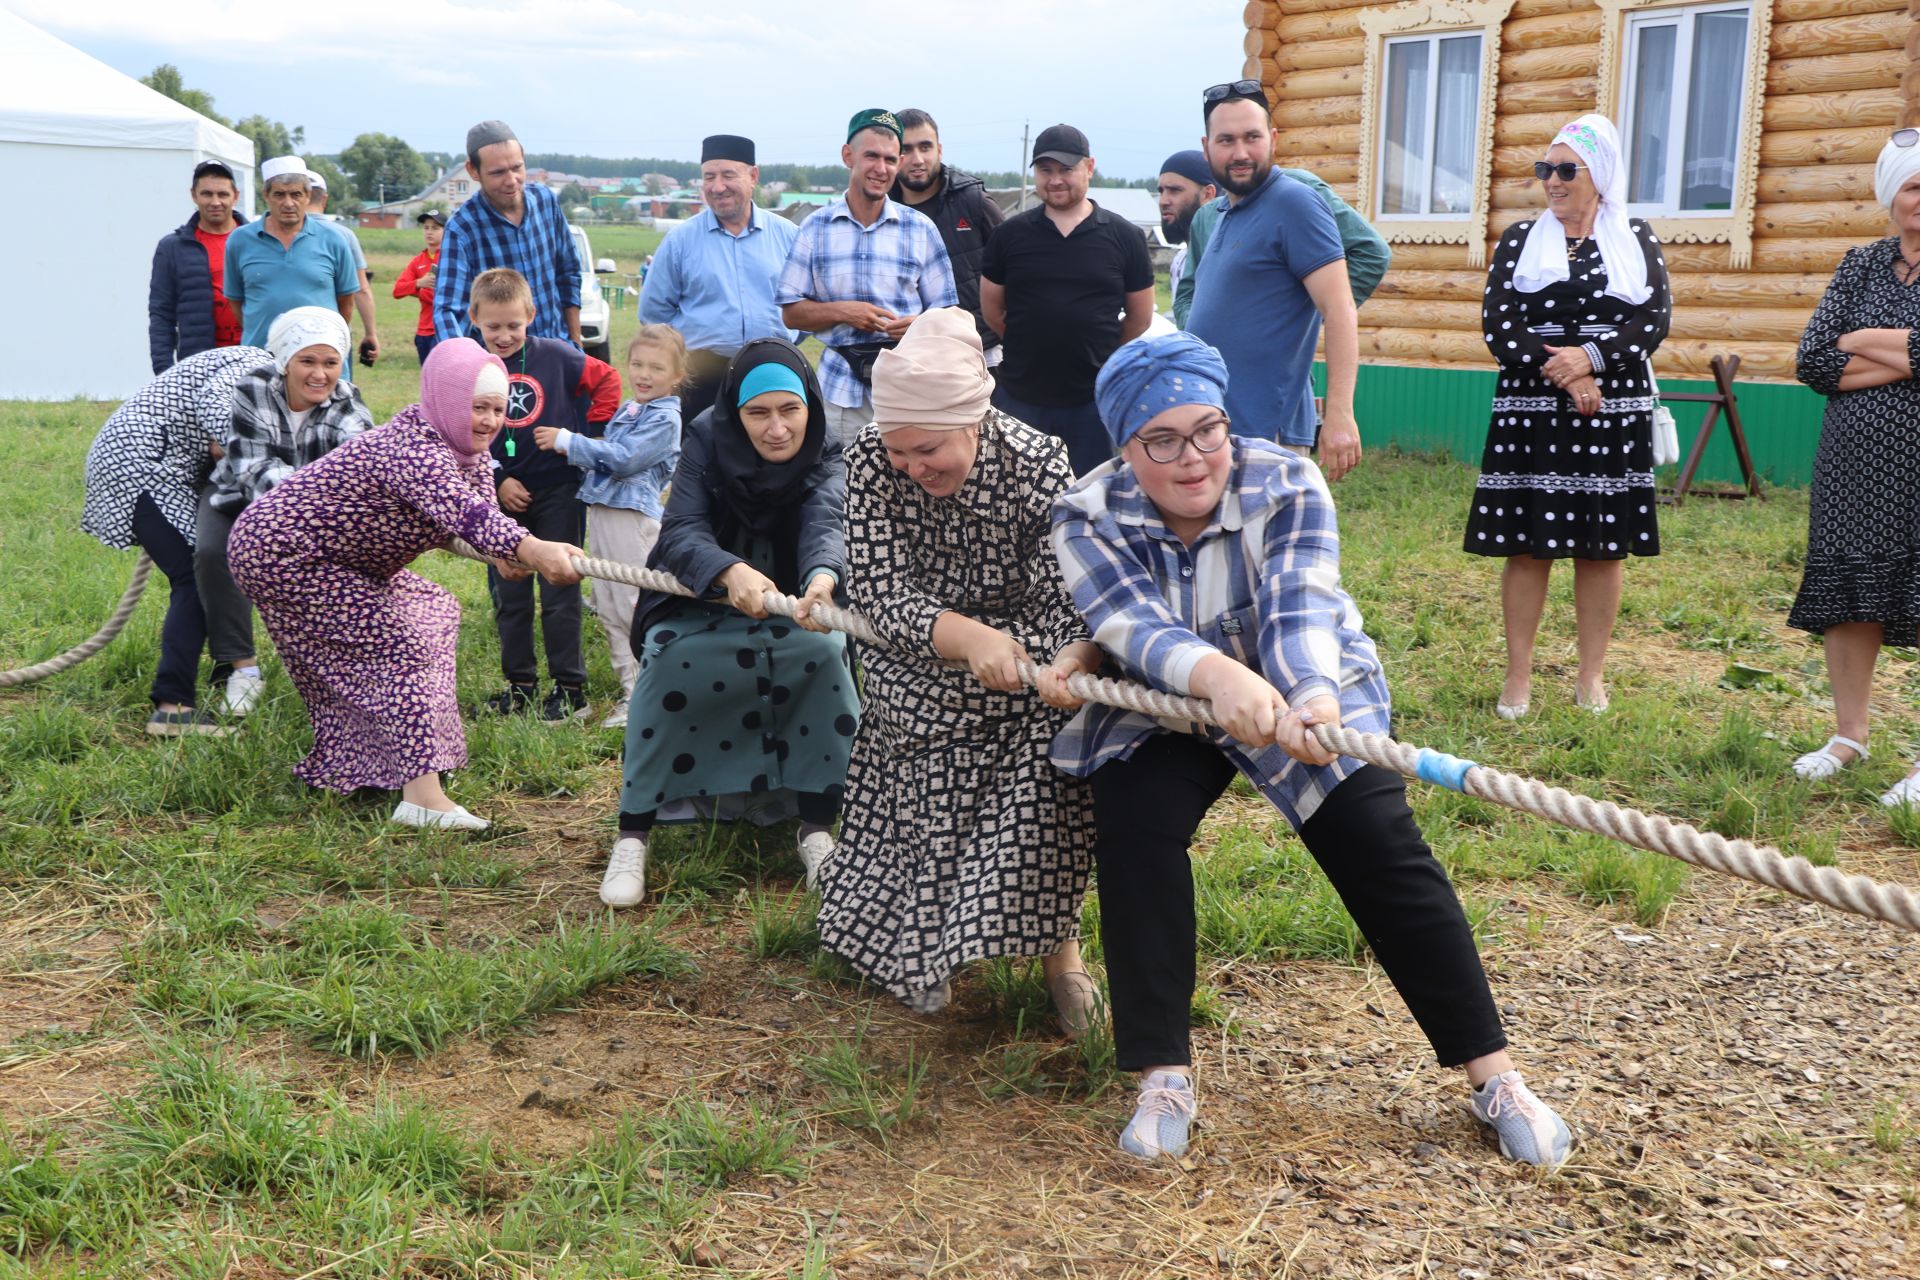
1619 0 1752 219
1375 30 1485 222
1597 0 1772 266
1356 0 1514 266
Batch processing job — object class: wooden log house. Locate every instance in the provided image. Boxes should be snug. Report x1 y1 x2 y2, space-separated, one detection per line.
1239 0 1917 482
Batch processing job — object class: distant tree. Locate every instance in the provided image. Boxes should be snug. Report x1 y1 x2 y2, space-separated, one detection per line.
307 158 361 215
339 132 433 204
420 150 458 174
645 173 670 196
231 115 307 206
558 183 595 209
140 64 229 126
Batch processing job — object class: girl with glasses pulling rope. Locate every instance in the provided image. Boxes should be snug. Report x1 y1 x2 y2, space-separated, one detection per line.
1464 113 1671 722
1048 332 1572 1167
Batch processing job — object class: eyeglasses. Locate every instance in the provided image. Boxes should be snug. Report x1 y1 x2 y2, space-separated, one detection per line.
1533 161 1592 183
1138 417 1230 464
1203 80 1270 112
1893 128 1919 148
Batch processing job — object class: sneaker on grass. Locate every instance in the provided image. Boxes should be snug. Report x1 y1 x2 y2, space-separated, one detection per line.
796 829 836 891
540 685 589 724
390 801 489 832
1470 1070 1572 1167
600 836 646 907
222 669 265 716
600 697 630 730
479 683 537 716
145 707 232 738
1120 1070 1195 1161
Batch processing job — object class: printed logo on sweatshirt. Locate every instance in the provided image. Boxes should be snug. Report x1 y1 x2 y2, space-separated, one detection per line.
955 217 972 231
505 373 545 427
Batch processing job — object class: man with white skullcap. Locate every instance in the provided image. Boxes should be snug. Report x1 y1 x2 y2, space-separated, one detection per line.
222 156 361 351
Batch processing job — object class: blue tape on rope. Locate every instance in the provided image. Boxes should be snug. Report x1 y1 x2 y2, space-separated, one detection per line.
1414 748 1476 792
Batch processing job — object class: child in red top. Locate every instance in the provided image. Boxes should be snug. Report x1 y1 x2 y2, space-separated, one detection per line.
392 208 447 364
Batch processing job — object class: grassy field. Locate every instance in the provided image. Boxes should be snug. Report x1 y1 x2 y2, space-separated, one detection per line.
2 344 1919 1273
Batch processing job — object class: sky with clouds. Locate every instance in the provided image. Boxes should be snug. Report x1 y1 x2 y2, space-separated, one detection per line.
12 0 1248 180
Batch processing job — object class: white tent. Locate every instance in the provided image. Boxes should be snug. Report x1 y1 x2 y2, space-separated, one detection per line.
0 10 255 400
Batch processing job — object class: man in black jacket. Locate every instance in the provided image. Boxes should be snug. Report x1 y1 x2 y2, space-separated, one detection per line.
148 161 247 374
891 109 1005 366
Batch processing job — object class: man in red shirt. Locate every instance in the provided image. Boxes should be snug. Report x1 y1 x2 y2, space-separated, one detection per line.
392 208 447 364
147 160 247 372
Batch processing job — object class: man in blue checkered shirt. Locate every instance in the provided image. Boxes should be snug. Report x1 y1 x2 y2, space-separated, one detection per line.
434 121 583 348
777 108 957 445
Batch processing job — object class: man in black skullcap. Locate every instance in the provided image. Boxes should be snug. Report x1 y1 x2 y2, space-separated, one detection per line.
639 133 800 420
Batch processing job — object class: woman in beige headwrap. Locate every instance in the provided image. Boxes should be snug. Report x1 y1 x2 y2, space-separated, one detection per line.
816 307 1102 1027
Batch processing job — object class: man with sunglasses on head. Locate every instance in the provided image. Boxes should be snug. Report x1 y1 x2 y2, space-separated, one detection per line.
1184 82 1375 481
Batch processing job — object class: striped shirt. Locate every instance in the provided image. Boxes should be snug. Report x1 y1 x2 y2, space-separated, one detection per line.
1048 438 1392 828
773 196 957 409
434 183 582 345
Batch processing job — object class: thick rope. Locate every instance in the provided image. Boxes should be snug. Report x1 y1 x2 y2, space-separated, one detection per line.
0 554 153 689
460 544 1920 934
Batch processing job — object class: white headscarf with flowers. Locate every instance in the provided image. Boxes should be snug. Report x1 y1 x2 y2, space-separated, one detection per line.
1511 114 1652 306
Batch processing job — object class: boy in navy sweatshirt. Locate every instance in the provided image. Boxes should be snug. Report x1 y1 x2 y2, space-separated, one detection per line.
470 268 622 721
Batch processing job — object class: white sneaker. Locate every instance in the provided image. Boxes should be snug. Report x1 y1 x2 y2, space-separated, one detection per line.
600 699 629 730
390 801 489 832
223 670 265 716
600 836 647 907
797 829 836 891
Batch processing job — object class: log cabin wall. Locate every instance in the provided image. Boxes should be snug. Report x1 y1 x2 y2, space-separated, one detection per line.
1240 0 1918 482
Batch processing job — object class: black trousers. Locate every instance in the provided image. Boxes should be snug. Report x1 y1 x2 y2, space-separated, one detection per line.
486 483 586 687
1089 733 1507 1072
618 791 839 835
129 492 205 707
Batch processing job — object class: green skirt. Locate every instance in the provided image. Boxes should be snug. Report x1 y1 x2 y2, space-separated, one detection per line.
619 602 858 817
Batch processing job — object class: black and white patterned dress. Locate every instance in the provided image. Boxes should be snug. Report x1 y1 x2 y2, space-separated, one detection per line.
81 346 271 550
1789 237 1920 639
816 412 1094 1003
1462 218 1670 560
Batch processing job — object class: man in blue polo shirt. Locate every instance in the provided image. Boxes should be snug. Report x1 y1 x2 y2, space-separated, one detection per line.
640 133 799 421
223 155 359 351
1187 85 1364 480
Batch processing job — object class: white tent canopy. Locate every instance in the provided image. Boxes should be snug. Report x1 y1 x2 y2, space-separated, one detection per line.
0 10 255 400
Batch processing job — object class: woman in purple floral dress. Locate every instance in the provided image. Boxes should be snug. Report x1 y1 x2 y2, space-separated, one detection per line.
227 339 583 830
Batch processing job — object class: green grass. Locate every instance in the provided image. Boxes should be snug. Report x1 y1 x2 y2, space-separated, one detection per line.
6 393 1917 1270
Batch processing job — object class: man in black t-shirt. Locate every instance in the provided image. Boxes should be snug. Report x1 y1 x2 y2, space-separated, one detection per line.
981 124 1155 475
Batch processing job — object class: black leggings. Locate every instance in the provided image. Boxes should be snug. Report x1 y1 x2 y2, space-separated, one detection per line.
619 790 839 836
129 493 206 708
1089 732 1507 1072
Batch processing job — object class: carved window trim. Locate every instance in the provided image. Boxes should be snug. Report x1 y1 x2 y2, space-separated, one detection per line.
1596 0 1771 267
1357 0 1514 267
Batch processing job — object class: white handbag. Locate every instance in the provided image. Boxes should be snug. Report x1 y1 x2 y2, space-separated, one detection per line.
1647 363 1680 467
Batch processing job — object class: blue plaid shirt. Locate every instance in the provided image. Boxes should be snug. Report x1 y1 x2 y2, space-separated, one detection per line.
434 183 582 344
1049 438 1393 828
774 196 957 408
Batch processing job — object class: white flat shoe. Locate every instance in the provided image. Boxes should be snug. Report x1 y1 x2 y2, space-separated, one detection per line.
391 801 489 831
1495 701 1529 721
600 836 647 907
1576 689 1610 715
1793 735 1869 782
1882 771 1920 809
796 829 836 891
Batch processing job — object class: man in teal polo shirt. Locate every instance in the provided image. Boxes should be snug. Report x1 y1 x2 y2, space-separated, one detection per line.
223 155 359 351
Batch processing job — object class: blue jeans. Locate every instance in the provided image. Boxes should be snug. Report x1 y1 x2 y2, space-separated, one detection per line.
990 387 1112 477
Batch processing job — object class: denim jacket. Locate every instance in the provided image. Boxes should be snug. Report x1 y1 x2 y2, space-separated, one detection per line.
559 395 681 516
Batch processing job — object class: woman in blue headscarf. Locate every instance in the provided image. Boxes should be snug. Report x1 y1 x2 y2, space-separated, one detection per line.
1048 331 1572 1169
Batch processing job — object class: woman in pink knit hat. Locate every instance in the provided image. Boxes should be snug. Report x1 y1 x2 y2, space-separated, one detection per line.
228 338 583 830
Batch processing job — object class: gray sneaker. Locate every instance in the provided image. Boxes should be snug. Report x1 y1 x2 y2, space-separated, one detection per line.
1470 1070 1572 1167
1119 1070 1195 1161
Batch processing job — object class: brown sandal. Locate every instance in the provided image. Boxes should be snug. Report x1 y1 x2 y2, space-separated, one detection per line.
1047 969 1100 1037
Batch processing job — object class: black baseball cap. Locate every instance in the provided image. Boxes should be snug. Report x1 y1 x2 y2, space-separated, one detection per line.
1031 124 1090 167
416 207 449 226
191 160 236 185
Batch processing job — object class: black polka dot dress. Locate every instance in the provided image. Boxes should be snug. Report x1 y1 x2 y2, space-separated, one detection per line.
816 412 1094 1004
1788 237 1920 640
1463 218 1671 560
618 531 859 822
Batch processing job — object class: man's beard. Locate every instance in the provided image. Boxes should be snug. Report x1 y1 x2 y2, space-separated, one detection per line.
1162 207 1196 244
899 167 938 193
1213 164 1266 198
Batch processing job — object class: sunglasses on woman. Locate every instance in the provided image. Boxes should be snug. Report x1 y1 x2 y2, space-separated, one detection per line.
1893 128 1919 148
1533 161 1592 183
1203 79 1271 111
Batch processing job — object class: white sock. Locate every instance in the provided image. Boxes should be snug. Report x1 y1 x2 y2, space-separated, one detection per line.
236 665 261 678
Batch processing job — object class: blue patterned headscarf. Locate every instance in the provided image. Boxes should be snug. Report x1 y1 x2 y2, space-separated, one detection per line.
1094 332 1230 447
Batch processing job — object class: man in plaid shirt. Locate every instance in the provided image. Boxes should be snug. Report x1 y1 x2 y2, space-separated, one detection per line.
434 121 583 348
778 108 957 445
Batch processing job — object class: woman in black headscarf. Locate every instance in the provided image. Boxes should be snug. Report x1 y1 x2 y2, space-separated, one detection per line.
597 338 856 907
